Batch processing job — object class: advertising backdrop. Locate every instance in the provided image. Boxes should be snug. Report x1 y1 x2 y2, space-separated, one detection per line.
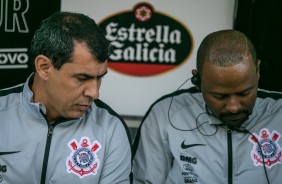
0 0 60 89
62 0 236 117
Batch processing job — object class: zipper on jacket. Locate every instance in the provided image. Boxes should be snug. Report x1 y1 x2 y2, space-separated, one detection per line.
40 124 54 184
39 111 69 184
227 128 233 184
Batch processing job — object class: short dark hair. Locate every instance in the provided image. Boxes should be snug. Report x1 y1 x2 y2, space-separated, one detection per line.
30 11 112 70
196 30 257 76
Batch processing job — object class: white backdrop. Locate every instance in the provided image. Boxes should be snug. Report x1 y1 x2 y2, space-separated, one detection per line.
61 0 236 117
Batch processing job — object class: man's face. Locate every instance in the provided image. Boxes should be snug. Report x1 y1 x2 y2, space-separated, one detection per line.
200 56 259 127
43 43 107 122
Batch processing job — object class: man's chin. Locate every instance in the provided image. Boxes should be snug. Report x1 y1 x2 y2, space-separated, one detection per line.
222 117 248 127
67 111 86 119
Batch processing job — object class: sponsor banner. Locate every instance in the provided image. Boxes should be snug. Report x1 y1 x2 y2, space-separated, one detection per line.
98 2 193 77
0 0 60 89
62 0 235 116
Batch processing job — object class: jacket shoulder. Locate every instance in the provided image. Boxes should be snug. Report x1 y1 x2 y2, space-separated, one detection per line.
0 85 24 111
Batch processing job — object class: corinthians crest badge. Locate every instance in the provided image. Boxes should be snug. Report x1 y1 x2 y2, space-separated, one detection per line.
66 137 101 178
249 128 282 168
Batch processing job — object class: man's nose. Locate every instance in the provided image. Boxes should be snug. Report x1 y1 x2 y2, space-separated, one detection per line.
226 96 241 113
84 80 100 100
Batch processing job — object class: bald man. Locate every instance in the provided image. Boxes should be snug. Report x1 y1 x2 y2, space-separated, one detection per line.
132 30 282 184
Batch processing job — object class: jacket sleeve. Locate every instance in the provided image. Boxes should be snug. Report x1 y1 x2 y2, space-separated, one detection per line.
132 105 172 184
99 118 132 184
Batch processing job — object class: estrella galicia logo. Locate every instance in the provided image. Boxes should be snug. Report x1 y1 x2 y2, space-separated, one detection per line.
99 2 193 76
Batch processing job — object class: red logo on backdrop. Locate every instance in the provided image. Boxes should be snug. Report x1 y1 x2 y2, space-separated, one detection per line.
135 4 152 22
99 2 193 76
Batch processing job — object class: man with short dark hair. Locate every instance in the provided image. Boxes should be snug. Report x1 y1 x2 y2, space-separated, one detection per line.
0 11 131 184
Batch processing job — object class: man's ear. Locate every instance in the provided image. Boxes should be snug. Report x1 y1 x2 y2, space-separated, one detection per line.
191 69 201 91
34 55 52 80
256 59 261 80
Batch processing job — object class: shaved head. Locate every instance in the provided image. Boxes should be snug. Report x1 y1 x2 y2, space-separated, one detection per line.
196 30 257 75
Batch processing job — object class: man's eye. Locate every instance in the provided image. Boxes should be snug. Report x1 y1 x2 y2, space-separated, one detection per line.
213 94 226 100
77 77 88 82
238 92 250 97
